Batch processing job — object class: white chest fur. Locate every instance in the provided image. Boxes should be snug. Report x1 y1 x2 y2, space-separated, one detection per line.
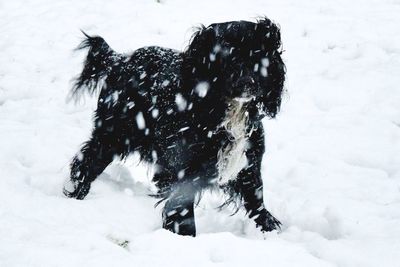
217 100 251 185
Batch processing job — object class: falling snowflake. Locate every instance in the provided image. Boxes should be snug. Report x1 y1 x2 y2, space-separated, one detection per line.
152 108 159 118
178 169 185 179
162 80 170 87
136 112 146 129
195 82 209 98
253 63 259 72
261 58 269 67
175 93 187 111
260 58 269 77
140 72 147 79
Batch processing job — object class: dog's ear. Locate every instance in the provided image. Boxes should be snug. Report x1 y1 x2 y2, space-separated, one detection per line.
256 18 282 52
256 18 286 118
184 26 220 82
186 26 216 60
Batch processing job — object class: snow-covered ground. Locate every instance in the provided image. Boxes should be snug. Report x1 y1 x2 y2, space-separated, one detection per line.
1 0 400 266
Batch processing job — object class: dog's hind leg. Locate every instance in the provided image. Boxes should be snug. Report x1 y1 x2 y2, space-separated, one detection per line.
162 182 196 236
63 128 117 200
233 124 281 232
153 167 178 198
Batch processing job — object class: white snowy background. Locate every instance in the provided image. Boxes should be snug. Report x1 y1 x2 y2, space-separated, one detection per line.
1 0 400 266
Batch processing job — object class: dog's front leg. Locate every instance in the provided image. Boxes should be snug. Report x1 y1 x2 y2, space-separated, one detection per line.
162 182 196 236
236 124 281 232
63 128 115 200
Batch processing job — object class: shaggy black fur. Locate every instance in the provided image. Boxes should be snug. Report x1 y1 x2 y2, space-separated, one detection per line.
63 18 286 236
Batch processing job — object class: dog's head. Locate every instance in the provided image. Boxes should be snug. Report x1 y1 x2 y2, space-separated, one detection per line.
184 18 285 118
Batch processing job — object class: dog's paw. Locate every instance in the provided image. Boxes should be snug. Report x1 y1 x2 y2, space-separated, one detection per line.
63 179 90 200
255 210 282 233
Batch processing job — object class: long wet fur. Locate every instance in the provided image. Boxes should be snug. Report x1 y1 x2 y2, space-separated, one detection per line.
64 17 286 236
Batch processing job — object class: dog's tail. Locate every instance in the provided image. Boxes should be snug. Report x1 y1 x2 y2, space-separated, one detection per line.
71 31 123 99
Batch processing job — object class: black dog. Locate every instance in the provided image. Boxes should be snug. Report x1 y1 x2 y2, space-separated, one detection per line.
63 17 285 236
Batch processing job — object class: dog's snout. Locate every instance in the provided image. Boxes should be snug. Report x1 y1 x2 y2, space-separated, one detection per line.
235 76 255 88
231 76 260 99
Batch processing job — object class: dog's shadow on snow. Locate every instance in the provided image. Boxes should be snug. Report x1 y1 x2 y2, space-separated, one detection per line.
95 159 155 197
